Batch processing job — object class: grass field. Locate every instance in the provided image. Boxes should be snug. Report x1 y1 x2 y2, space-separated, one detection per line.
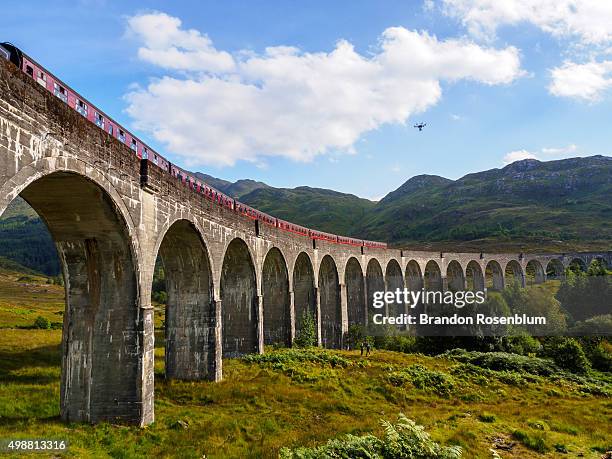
0 269 610 458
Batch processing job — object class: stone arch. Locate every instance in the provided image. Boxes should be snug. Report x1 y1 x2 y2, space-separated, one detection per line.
4 169 143 424
385 259 404 322
406 260 424 291
466 260 485 291
546 258 565 281
221 238 258 357
155 219 215 380
424 260 443 291
446 260 465 292
293 252 316 339
525 259 545 285
485 260 504 291
505 260 524 287
262 247 290 346
345 257 366 326
318 255 341 348
568 258 587 273
366 258 385 322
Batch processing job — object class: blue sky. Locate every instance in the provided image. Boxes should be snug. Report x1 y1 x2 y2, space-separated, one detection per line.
3 0 611 199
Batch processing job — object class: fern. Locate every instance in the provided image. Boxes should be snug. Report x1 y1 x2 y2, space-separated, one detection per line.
280 413 462 458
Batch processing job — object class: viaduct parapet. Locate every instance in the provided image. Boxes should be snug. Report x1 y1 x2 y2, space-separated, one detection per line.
1 60 609 425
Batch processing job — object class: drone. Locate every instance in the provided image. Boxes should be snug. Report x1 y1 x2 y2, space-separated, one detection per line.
414 122 427 131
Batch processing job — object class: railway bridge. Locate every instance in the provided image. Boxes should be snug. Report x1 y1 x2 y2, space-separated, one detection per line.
1 59 610 426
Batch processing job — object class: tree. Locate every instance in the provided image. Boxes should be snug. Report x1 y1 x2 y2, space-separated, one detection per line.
294 311 317 348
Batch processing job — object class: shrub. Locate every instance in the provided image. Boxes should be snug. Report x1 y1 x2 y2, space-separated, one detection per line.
388 364 455 397
280 413 462 458
541 338 591 374
152 291 167 304
478 413 496 423
442 349 557 376
346 324 365 350
588 342 612 372
33 316 51 329
294 311 317 348
244 348 351 368
512 430 549 453
375 335 417 353
501 334 541 355
570 315 612 336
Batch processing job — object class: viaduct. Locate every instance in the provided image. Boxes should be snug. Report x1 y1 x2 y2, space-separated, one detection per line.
1 59 610 426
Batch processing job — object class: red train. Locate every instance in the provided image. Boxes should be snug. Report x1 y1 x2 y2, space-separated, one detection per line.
1 42 388 250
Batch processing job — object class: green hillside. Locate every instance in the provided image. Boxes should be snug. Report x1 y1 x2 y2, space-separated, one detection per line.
239 186 376 236
359 155 612 252
0 197 59 276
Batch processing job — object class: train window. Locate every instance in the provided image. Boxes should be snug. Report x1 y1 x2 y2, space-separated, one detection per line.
131 139 137 151
26 65 34 77
53 82 67 103
94 112 104 128
153 154 158 165
108 125 113 136
142 147 148 159
37 71 46 87
118 129 126 142
76 100 87 117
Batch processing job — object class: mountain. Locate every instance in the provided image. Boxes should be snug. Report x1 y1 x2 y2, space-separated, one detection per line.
378 175 452 205
0 156 610 276
360 155 612 251
194 173 269 198
0 196 60 275
239 186 375 236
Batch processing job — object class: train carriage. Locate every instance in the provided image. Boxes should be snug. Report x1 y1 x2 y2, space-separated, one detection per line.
309 229 338 243
277 219 309 237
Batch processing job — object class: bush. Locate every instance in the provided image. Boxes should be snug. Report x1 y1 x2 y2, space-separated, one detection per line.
588 342 612 372
152 291 167 304
442 349 558 376
478 413 496 423
280 413 462 458
244 348 352 383
569 314 612 336
294 311 317 348
244 348 351 368
541 338 591 374
501 334 541 355
346 324 366 350
388 365 455 397
375 335 417 353
512 430 549 453
33 316 51 329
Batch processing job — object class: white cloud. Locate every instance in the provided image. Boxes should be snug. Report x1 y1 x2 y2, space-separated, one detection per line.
541 144 577 156
126 12 234 72
442 1 612 102
503 149 538 165
125 13 524 167
442 0 612 46
503 144 585 165
548 60 612 101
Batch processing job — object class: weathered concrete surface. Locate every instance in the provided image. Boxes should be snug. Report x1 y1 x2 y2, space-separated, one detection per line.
1 59 610 426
